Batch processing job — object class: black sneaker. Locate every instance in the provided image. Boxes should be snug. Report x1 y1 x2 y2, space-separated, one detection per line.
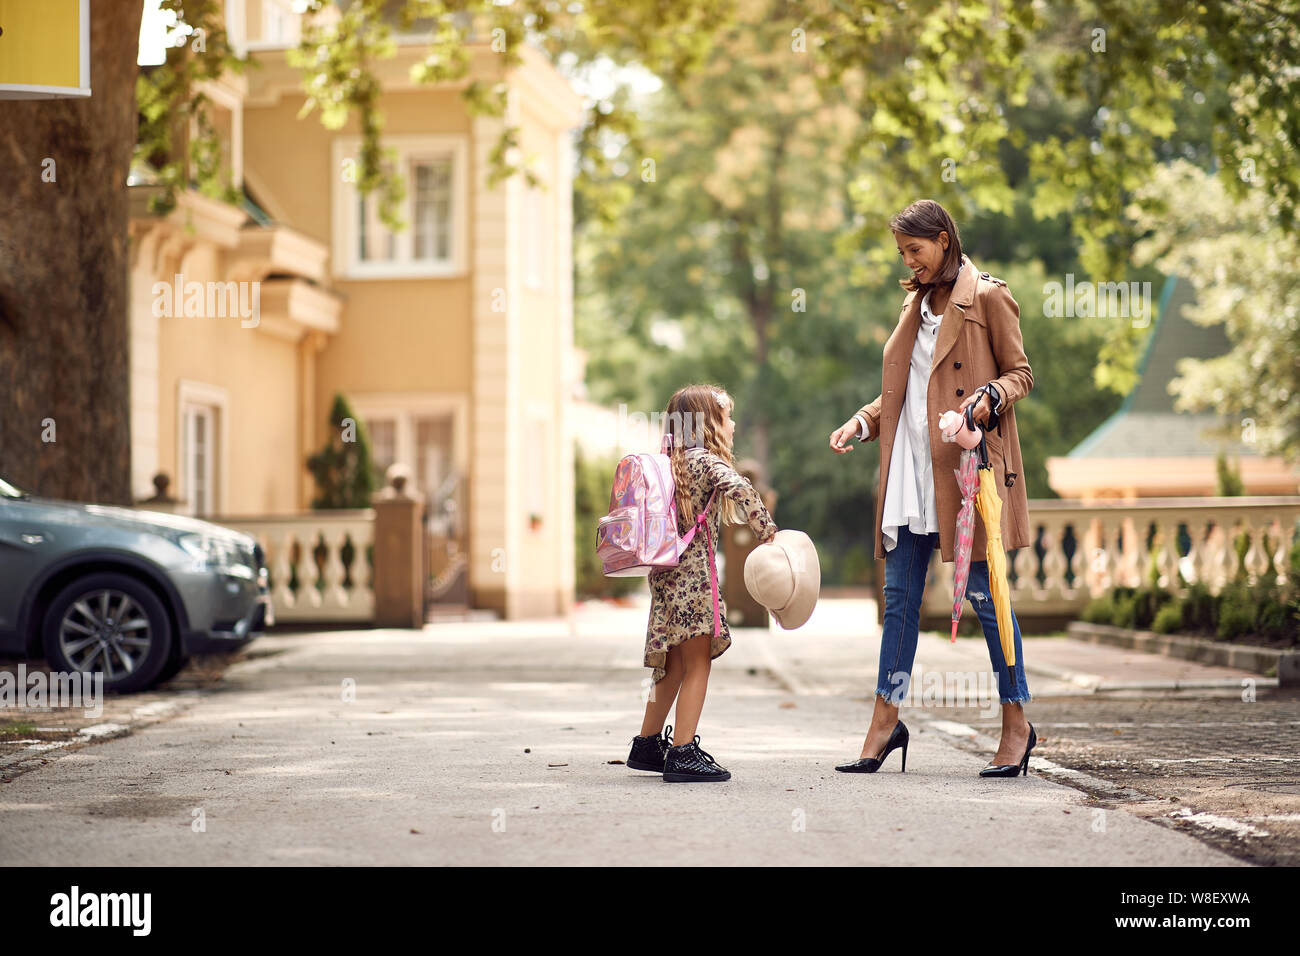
626 723 673 772
663 736 731 783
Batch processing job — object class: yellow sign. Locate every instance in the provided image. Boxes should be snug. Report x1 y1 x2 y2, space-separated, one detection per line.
0 0 90 98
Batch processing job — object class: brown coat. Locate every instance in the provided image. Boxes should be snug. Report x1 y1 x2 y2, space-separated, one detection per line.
855 254 1033 563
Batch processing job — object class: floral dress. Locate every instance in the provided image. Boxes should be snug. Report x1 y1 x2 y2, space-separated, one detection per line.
644 447 779 683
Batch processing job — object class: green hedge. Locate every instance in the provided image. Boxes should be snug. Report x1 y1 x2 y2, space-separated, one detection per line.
1079 580 1298 646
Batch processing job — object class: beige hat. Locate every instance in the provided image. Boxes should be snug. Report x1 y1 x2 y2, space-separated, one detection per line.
743 530 820 630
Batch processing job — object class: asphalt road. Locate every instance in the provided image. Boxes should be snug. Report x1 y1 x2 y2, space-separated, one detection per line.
0 600 1266 866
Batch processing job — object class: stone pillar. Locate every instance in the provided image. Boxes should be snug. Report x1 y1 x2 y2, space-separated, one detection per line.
723 458 777 627
372 467 426 629
136 473 182 514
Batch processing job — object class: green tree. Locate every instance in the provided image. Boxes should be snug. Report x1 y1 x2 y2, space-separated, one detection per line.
137 0 1300 427
802 0 1300 394
8 0 1300 508
1216 451 1245 497
1129 161 1300 463
134 0 248 212
579 0 871 475
307 394 380 508
575 0 1130 581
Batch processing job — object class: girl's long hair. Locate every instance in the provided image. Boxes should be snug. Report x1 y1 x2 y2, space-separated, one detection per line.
891 199 964 294
663 384 744 530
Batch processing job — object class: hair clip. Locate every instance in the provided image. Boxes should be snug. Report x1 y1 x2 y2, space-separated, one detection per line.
713 391 728 409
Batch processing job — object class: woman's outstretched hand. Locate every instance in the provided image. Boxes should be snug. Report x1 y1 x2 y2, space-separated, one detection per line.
829 418 862 454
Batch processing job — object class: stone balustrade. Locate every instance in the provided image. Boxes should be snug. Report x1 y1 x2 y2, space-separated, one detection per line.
223 510 376 623
921 496 1300 629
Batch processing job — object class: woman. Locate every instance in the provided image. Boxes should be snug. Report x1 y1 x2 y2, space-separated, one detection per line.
827 199 1037 777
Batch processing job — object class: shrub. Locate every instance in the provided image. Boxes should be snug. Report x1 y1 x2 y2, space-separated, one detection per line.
1182 582 1217 633
1132 586 1173 630
1215 451 1244 496
1256 598 1290 641
307 393 379 508
1216 586 1255 640
1111 593 1139 629
1081 596 1115 624
1152 602 1185 634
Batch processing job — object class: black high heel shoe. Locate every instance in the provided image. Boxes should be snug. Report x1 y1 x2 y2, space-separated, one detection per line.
979 722 1036 777
835 721 908 773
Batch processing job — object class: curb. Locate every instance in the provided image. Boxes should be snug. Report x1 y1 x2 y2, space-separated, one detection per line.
0 648 295 785
0 692 199 780
1021 658 1278 693
1067 622 1299 686
916 715 1162 803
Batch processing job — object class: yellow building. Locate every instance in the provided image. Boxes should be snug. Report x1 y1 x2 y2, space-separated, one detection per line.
128 1 582 619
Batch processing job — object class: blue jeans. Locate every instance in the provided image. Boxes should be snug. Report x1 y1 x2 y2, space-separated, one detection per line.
876 525 1031 705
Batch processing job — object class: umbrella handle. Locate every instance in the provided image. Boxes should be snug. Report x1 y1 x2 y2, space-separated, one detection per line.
964 404 991 469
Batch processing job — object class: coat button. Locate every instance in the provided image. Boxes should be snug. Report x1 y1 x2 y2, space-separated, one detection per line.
955 388 964 396
953 361 962 369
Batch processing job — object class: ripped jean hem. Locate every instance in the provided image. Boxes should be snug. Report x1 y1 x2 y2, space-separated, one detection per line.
874 687 1032 706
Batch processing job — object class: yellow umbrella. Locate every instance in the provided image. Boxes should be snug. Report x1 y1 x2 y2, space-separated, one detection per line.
974 449 1017 683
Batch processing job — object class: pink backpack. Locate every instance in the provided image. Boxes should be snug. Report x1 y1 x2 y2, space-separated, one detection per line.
596 438 721 635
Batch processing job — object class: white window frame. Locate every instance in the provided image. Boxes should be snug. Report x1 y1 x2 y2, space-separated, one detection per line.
331 135 469 280
263 0 289 44
176 380 230 517
233 0 302 51
347 393 470 495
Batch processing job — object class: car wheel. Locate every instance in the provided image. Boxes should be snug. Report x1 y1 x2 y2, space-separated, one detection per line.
42 573 173 693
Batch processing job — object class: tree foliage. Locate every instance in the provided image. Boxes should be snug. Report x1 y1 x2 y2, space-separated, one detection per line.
134 0 248 209
1130 160 1300 462
307 394 380 509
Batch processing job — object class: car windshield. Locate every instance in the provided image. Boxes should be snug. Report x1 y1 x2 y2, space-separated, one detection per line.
0 476 28 499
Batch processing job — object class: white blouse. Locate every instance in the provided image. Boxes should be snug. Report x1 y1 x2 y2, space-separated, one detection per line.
878 281 946 552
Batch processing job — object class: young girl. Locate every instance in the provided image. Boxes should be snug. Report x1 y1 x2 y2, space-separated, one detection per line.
624 384 778 782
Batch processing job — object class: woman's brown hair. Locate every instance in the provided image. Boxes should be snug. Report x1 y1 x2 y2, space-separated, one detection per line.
891 199 963 294
662 384 743 530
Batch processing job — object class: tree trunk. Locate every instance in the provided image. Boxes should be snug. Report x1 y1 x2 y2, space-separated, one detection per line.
0 0 144 504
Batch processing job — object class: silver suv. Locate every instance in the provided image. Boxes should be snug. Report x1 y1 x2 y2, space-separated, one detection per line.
0 475 272 692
